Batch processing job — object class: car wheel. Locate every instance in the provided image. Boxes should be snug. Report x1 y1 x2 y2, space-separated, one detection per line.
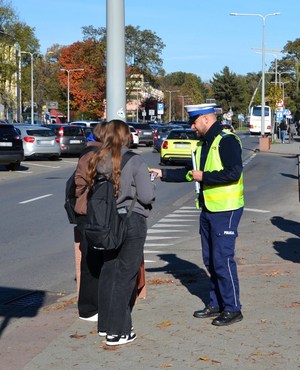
6 162 21 171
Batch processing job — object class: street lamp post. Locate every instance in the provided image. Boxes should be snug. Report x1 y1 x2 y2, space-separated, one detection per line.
230 12 280 136
179 95 189 121
21 51 39 124
60 68 84 122
166 90 179 122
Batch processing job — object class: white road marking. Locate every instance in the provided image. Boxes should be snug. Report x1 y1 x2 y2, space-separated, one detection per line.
164 214 198 218
19 194 53 204
152 224 189 227
244 207 270 213
144 250 164 253
144 244 174 247
146 236 180 240
159 218 198 223
147 229 186 234
173 209 199 213
26 163 60 169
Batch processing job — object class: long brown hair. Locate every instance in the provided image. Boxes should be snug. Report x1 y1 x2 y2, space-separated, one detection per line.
86 120 131 196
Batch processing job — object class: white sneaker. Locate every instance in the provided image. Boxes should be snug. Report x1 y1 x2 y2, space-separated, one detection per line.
98 331 106 337
79 313 98 322
105 332 136 346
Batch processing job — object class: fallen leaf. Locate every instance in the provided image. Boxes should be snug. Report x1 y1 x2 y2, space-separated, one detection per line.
158 321 172 329
198 357 209 361
147 278 174 285
89 329 98 334
290 301 300 307
70 332 87 339
160 364 173 368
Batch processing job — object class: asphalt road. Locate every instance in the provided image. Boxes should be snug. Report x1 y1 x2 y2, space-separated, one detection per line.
0 133 264 303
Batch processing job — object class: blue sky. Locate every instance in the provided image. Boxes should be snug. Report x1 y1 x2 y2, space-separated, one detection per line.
12 0 298 82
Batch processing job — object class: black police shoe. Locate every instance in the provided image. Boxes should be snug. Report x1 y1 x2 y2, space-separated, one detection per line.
212 311 243 326
193 305 221 318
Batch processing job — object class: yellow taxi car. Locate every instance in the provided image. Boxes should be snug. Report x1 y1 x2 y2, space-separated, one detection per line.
160 128 199 165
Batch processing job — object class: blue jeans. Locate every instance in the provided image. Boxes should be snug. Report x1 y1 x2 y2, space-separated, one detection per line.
281 129 287 143
98 212 147 335
200 207 243 312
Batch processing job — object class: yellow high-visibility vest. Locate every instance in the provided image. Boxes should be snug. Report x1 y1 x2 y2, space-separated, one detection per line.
194 130 244 211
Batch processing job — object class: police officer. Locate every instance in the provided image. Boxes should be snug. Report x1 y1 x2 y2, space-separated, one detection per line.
150 104 244 326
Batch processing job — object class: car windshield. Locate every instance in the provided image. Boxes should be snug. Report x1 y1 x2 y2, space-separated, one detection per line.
0 126 19 138
25 129 55 137
168 130 198 140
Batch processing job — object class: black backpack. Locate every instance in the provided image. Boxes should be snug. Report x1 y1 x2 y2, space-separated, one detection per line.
85 151 137 251
64 146 98 224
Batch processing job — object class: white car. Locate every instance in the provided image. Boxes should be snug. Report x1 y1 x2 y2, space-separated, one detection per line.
13 124 61 160
129 125 139 148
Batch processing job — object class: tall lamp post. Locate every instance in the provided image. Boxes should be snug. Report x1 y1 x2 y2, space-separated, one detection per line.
21 51 39 125
179 95 189 121
166 90 179 121
60 68 84 122
230 12 280 136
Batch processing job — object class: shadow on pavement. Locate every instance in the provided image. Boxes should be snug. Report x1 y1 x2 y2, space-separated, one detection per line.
0 287 46 337
271 216 300 263
146 253 210 305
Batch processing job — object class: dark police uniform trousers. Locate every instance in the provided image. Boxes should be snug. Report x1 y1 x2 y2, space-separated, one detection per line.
200 207 243 312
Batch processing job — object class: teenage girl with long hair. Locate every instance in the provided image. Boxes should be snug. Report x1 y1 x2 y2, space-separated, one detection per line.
86 119 155 346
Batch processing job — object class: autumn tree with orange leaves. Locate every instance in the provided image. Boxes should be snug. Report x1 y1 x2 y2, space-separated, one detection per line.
58 39 106 120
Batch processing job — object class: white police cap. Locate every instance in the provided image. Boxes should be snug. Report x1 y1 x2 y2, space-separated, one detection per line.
185 103 216 120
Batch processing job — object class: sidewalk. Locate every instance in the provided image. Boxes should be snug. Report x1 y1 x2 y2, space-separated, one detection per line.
1 138 299 370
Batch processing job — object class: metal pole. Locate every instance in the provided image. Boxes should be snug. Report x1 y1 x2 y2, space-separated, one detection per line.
67 70 70 122
261 16 266 136
166 90 179 122
60 68 84 122
136 88 139 122
230 12 280 137
106 0 126 122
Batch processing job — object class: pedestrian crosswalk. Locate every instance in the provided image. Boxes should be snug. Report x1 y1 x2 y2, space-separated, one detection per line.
144 206 199 265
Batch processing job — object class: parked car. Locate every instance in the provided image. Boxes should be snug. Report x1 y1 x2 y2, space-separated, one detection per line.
127 122 154 146
160 128 199 165
129 125 139 148
45 124 87 155
13 124 61 160
153 125 182 152
0 123 24 170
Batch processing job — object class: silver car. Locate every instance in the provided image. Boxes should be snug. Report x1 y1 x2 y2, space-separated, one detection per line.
13 124 61 160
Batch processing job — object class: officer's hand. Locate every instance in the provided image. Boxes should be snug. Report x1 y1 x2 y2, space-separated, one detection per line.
149 168 162 178
192 170 203 182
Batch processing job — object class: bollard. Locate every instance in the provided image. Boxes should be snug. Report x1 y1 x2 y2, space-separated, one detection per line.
259 135 271 151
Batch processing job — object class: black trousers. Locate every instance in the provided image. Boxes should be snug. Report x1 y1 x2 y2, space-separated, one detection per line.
76 221 103 318
98 212 147 335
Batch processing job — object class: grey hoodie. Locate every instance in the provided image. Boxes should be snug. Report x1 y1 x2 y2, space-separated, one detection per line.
96 147 155 218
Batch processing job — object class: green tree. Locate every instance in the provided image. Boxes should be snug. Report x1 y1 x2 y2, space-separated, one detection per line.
159 72 207 121
211 66 248 115
0 0 39 121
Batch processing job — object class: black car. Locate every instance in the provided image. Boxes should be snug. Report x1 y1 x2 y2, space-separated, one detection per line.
127 122 154 146
45 124 87 155
0 123 24 170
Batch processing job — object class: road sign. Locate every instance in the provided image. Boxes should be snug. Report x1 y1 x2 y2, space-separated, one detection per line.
157 103 164 115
